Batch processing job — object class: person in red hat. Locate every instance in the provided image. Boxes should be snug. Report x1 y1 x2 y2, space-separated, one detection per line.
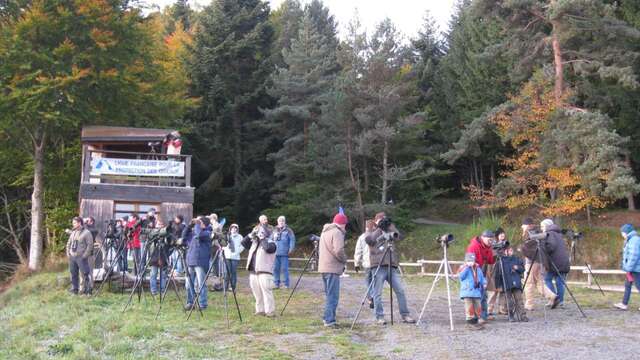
318 213 348 327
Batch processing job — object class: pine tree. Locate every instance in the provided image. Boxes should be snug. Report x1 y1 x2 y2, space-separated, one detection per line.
269 0 303 67
189 0 274 224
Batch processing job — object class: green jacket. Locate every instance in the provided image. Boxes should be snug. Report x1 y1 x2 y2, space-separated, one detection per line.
66 229 93 259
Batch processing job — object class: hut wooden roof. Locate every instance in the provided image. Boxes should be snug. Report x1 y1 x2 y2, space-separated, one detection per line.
81 126 176 143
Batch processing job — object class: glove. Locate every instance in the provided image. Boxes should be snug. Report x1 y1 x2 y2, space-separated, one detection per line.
176 238 183 246
354 266 361 273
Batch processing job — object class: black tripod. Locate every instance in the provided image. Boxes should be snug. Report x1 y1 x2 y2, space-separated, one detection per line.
522 238 587 318
494 254 522 322
351 236 396 330
281 246 318 316
186 246 243 326
154 246 191 319
93 234 127 297
570 235 605 296
122 240 155 312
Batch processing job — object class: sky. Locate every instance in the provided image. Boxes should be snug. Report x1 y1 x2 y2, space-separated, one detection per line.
143 0 457 40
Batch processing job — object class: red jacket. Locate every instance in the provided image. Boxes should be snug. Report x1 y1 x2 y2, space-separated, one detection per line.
127 219 141 249
466 236 495 268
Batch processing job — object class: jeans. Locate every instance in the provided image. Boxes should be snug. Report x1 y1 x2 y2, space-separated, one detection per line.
372 266 410 319
118 247 129 272
131 248 141 275
170 250 184 274
544 272 567 303
186 266 207 308
225 259 239 290
273 255 290 287
150 266 167 295
69 256 91 293
481 289 488 320
622 272 640 305
322 273 340 324
365 267 373 299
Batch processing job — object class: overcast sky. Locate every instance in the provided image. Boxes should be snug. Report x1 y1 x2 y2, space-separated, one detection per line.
143 0 456 39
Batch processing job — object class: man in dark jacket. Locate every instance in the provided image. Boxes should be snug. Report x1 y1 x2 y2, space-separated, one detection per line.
365 212 415 325
183 216 212 310
494 245 528 322
540 219 570 308
66 217 93 295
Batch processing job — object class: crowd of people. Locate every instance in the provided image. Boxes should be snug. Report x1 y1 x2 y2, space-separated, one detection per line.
64 209 640 330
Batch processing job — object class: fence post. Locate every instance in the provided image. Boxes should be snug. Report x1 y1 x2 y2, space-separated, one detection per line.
586 264 593 286
420 259 426 276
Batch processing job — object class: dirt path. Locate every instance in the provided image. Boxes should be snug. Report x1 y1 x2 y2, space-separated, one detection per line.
264 273 640 359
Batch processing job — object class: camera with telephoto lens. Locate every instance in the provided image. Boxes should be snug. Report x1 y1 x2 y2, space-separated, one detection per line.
436 233 455 246
527 230 547 241
377 217 393 232
492 240 510 252
561 229 583 241
309 234 320 243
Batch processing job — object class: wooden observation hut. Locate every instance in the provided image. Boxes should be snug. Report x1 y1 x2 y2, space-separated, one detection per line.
79 126 193 240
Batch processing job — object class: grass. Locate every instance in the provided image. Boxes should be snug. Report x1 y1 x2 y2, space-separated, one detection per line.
0 270 368 360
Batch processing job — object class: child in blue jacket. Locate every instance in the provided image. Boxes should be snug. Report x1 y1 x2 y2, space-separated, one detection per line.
459 252 487 329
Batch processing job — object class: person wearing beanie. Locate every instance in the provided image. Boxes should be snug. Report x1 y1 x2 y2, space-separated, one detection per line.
540 218 554 232
318 213 349 327
365 212 416 325
458 252 487 330
614 224 640 310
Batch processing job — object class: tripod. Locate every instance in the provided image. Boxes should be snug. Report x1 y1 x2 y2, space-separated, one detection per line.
186 246 243 326
350 236 396 330
92 236 127 297
494 254 524 322
416 240 455 331
154 246 190 319
522 238 587 318
570 238 605 296
281 246 318 316
122 240 155 312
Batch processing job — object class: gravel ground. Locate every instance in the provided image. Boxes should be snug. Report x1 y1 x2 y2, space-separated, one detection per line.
270 273 640 360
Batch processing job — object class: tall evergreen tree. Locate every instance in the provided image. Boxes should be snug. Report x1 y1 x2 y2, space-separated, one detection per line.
189 0 274 224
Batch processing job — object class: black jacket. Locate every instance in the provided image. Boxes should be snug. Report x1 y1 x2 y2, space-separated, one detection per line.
494 255 525 291
364 223 403 268
541 225 571 274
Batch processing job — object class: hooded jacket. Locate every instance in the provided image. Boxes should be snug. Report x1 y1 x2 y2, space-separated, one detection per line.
66 228 93 259
458 265 487 299
364 224 402 268
318 223 347 274
184 223 212 268
541 225 571 274
274 226 296 256
494 255 525 291
622 230 640 273
466 236 495 270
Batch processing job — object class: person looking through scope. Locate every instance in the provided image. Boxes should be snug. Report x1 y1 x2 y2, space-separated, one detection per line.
466 230 496 323
183 216 212 311
493 242 528 322
318 213 348 327
539 219 570 309
364 212 416 325
519 218 557 311
148 219 170 296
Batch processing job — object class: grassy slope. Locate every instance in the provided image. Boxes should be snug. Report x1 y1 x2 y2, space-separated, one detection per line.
0 271 373 360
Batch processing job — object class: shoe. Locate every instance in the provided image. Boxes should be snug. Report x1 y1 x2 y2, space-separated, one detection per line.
283 285 290 289
150 292 158 297
265 312 276 318
254 311 266 316
183 303 194 311
401 315 416 324
478 318 487 326
487 314 496 321
524 306 534 311
520 315 529 322
323 320 338 328
376 317 387 325
551 296 561 309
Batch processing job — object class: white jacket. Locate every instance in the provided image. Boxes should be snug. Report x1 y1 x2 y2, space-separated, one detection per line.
224 233 245 261
353 233 370 269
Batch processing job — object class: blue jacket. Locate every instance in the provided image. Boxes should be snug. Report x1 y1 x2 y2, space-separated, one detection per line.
274 226 296 256
459 265 486 299
184 223 212 268
622 231 640 273
494 255 525 291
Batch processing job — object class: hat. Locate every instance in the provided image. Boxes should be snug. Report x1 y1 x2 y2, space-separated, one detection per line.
481 230 495 238
464 253 476 263
230 223 239 230
540 219 554 229
200 216 211 227
620 224 634 235
333 213 348 225
522 217 534 225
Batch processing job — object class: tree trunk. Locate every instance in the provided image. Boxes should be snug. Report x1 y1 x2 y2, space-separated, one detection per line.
480 164 485 193
363 157 369 194
551 19 564 106
346 117 365 232
625 154 636 211
381 139 389 204
472 159 480 188
490 163 496 189
28 139 45 271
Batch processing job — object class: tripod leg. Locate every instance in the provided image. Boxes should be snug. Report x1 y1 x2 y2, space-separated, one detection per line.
281 248 316 316
93 244 124 297
350 256 387 330
155 257 179 320
186 257 215 320
442 256 454 331
556 270 587 318
521 247 539 291
221 251 242 322
498 258 512 321
584 263 605 296
416 259 445 326
122 252 153 312
180 250 203 318
388 249 394 326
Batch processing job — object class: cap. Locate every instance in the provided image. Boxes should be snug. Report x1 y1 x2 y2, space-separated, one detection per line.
620 224 634 235
481 230 495 238
464 253 476 263
540 219 554 229
333 213 348 225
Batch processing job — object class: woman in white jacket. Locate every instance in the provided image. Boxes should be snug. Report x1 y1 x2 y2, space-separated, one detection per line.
223 224 245 291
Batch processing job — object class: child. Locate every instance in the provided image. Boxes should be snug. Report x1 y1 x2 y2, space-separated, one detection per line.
459 252 487 329
494 244 528 322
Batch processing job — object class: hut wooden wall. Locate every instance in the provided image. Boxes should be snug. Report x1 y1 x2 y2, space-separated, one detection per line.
80 199 114 244
160 202 193 224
